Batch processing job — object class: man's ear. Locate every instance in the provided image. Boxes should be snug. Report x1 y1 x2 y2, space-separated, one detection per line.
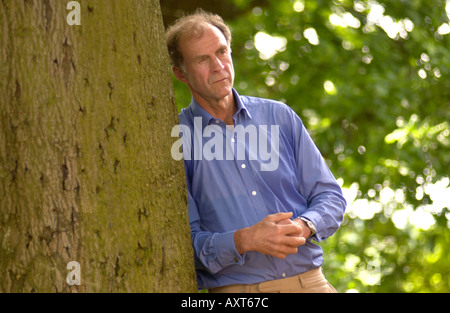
172 65 188 84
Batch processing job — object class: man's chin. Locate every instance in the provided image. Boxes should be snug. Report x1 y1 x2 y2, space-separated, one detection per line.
210 84 233 97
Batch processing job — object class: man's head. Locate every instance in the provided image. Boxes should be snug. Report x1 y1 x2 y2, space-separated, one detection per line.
166 10 235 105
166 9 232 69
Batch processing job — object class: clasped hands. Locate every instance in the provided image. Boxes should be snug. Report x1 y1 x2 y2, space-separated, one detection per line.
234 212 310 259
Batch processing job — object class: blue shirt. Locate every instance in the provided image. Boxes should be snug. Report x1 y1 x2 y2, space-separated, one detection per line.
178 89 346 290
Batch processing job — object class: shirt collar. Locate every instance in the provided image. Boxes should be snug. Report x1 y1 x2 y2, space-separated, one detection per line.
189 96 214 130
233 88 252 120
189 88 252 129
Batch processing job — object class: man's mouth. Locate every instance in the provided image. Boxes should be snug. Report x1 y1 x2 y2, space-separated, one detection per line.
213 77 229 84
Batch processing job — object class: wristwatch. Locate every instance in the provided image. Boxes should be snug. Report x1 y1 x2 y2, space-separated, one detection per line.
297 217 316 238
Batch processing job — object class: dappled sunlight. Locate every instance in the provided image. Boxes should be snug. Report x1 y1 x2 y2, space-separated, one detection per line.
254 32 287 60
365 1 414 39
303 27 320 45
439 0 450 35
323 80 337 95
329 11 361 29
335 175 449 292
341 177 449 230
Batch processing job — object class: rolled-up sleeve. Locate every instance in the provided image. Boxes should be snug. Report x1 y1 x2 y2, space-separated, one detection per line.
292 112 346 242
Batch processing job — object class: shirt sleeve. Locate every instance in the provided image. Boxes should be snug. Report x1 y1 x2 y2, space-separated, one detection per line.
185 166 245 274
290 110 347 242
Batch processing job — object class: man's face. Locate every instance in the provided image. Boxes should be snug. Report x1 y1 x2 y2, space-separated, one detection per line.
174 24 235 104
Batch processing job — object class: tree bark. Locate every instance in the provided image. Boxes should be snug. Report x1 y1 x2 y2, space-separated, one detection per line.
0 0 197 292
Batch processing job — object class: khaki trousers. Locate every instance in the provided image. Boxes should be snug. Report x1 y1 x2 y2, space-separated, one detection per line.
209 267 337 293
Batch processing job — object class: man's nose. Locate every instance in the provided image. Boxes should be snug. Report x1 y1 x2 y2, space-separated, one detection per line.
211 57 225 71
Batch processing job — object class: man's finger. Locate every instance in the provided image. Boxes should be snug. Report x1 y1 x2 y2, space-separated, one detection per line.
266 212 293 223
283 235 306 247
279 222 303 236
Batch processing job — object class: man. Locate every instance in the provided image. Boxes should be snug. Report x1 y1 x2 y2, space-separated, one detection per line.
166 10 346 293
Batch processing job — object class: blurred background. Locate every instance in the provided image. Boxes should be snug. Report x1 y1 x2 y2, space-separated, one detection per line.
160 0 449 292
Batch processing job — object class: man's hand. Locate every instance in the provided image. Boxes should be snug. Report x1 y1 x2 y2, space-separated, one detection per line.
234 212 307 259
288 218 312 239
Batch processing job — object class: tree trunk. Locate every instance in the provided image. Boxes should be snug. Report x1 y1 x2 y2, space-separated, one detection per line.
0 0 197 292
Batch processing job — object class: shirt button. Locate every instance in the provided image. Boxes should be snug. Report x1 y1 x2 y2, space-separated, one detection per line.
282 273 286 278
241 164 246 169
252 191 257 196
231 138 235 143
234 257 239 263
215 120 220 124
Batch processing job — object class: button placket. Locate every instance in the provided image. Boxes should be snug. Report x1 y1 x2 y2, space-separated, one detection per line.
231 122 268 219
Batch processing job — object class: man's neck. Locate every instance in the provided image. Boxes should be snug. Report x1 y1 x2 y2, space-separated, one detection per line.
194 92 236 125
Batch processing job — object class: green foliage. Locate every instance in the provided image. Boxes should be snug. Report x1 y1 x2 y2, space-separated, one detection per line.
171 0 450 292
